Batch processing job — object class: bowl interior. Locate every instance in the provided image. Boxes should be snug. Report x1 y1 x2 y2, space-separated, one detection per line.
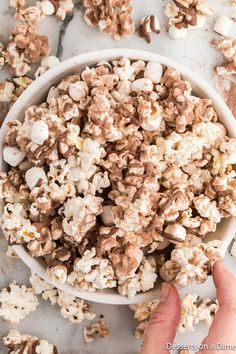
1 49 236 305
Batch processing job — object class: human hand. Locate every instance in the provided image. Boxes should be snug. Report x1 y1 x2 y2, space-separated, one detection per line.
139 260 236 354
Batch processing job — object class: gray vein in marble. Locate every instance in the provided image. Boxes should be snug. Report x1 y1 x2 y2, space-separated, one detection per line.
56 13 75 59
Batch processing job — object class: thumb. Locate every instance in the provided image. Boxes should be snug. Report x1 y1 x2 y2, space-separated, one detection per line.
197 260 236 354
140 283 181 354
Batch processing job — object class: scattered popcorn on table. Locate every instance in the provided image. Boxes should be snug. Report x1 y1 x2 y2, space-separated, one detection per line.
133 294 218 341
212 37 236 76
0 281 39 324
3 329 58 354
139 15 160 43
29 273 96 323
83 320 110 342
129 301 159 321
82 0 135 40
166 0 213 39
1 57 235 297
179 294 219 332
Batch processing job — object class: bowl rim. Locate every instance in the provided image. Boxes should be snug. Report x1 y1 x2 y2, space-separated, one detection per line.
1 48 236 305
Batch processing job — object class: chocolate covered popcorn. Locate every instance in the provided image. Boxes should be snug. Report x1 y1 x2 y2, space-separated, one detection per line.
166 0 213 39
3 329 58 354
83 320 110 342
1 57 235 298
212 37 236 76
82 0 135 40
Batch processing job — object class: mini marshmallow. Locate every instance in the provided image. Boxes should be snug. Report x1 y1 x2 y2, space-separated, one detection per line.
213 15 233 37
132 78 153 93
31 120 49 145
169 25 187 40
231 240 236 257
25 167 48 190
39 0 55 16
164 224 187 243
41 56 60 69
141 114 163 132
144 62 163 84
101 205 114 226
69 81 89 102
3 146 25 167
189 15 206 29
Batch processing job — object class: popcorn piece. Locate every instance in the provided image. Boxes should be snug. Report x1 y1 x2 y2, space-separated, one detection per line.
0 281 38 324
3 329 58 354
31 120 49 145
29 273 95 323
83 320 110 342
118 256 157 297
61 196 103 242
82 0 135 41
194 195 221 223
179 294 219 332
3 146 25 166
213 14 233 37
129 301 158 321
212 37 236 75
134 321 148 341
161 242 223 286
169 25 187 39
50 0 74 20
47 262 67 284
68 248 116 291
25 167 48 190
139 15 160 43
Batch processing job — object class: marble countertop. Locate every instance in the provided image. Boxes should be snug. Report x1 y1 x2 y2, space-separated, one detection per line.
0 0 236 353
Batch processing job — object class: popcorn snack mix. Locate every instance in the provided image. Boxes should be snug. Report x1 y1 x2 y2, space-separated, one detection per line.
1 57 235 298
3 329 58 354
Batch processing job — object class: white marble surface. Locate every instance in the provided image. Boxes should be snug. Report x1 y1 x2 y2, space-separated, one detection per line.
1 0 236 353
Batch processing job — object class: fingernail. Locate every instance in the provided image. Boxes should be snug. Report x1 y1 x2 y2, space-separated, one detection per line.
160 282 171 303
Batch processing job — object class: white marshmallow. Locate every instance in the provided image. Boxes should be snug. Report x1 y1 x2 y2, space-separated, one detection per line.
213 15 233 37
3 146 25 167
164 224 187 243
31 120 49 145
69 81 89 102
41 56 60 69
141 114 163 132
144 62 163 84
132 78 153 93
25 167 48 190
101 205 114 226
189 15 206 29
169 25 187 40
39 0 55 15
231 240 236 257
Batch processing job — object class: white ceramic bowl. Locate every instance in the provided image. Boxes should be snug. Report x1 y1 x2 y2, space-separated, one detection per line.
1 49 236 305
